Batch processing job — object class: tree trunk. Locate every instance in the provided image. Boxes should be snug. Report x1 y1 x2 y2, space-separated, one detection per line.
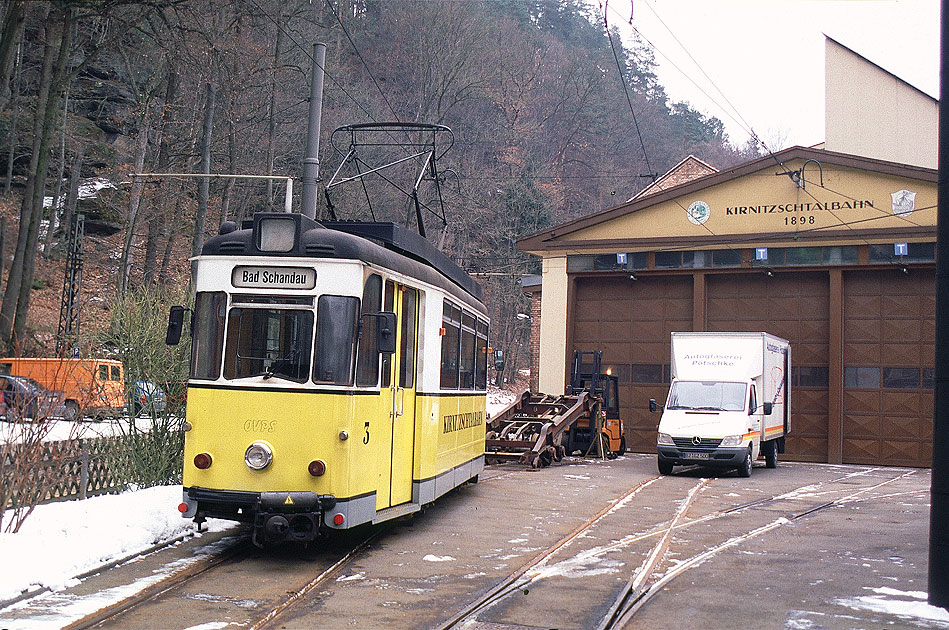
221 111 235 224
191 80 215 280
60 143 83 249
266 10 283 207
4 30 21 195
43 85 68 258
0 5 58 348
144 71 177 288
0 0 26 111
117 113 149 296
12 7 74 345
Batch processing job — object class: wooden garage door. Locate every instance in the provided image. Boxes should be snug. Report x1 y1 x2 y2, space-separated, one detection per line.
706 272 829 462
843 269 934 467
571 275 692 453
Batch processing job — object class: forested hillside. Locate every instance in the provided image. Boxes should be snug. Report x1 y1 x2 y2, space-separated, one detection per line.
0 0 755 369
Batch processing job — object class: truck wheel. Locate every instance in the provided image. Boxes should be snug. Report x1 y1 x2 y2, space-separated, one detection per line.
618 436 627 455
738 448 753 478
63 401 80 422
658 459 674 475
764 441 778 469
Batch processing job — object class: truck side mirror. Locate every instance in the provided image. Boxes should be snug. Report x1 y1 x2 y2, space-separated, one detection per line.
375 312 397 355
493 349 505 371
165 306 187 346
649 398 662 413
763 402 773 415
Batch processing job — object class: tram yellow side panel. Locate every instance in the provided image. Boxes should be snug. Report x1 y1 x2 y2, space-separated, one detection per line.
183 387 389 501
415 394 486 481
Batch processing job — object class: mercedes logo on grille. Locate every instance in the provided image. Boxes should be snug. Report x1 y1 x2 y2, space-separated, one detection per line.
691 436 702 446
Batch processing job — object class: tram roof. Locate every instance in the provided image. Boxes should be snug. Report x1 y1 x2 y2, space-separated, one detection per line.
200 213 484 308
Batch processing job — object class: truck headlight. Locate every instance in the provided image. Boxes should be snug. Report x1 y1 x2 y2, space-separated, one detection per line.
720 435 743 447
657 432 674 446
245 442 273 470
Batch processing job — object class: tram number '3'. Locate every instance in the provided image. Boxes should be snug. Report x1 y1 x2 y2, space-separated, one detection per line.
364 421 370 444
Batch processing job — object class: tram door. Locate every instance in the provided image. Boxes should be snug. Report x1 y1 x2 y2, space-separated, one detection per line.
383 281 418 507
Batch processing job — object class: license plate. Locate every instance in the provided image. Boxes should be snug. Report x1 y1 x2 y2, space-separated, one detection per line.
687 452 710 459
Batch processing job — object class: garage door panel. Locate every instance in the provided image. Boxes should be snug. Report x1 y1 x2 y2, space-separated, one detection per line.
793 389 828 413
845 295 881 317
601 301 634 322
883 318 920 342
881 440 931 467
600 320 632 342
794 343 828 365
881 391 923 416
882 344 923 366
844 343 881 365
793 412 829 436
845 318 881 342
882 295 922 318
574 320 601 344
880 416 926 439
785 436 826 462
844 390 881 414
843 438 881 463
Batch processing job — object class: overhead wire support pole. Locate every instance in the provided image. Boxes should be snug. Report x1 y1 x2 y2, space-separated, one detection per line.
929 0 949 610
301 42 326 220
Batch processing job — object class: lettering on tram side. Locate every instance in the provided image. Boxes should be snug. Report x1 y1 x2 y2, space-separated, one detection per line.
442 411 484 434
244 419 277 433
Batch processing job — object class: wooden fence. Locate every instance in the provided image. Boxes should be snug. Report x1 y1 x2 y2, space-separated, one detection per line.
1 436 129 508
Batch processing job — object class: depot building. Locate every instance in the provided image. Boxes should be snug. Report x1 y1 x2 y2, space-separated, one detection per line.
516 38 938 468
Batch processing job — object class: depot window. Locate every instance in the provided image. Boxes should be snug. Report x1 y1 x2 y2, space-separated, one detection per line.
869 242 935 264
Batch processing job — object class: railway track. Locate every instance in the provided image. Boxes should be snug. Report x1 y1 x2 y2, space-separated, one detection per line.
62 527 385 630
435 465 920 630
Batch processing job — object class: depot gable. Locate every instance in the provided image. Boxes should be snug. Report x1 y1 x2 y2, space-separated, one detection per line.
517 146 936 256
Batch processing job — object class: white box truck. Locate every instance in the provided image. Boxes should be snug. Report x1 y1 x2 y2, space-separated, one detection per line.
649 332 790 477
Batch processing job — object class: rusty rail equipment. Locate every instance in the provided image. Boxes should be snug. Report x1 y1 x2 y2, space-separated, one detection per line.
486 351 621 468
485 390 598 468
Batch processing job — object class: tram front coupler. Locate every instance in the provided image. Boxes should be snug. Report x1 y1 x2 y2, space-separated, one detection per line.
252 492 337 547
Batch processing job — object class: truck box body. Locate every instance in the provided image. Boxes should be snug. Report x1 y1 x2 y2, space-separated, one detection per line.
0 358 125 420
656 332 790 476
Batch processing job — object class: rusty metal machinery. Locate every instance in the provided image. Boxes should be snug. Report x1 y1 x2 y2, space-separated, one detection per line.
485 390 601 468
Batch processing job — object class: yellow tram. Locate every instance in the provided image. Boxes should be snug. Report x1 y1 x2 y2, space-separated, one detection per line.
168 213 488 545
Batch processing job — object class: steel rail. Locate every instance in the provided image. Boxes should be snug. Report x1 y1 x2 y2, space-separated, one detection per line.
605 469 918 628
434 476 663 630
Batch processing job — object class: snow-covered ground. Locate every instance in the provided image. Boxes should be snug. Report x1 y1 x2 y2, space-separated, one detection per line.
0 416 156 445
0 486 236 606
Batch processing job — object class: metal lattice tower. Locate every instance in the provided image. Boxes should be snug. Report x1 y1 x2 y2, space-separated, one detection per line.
56 213 84 357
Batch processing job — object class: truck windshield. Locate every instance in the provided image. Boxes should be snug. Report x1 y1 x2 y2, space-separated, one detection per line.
667 381 747 412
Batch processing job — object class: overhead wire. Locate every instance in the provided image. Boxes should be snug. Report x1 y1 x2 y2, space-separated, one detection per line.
600 0 930 270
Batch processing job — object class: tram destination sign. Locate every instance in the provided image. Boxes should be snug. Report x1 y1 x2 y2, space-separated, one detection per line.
232 266 316 290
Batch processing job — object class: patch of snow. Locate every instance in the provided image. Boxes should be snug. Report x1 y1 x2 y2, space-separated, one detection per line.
422 554 455 562
834 587 949 625
0 485 236 605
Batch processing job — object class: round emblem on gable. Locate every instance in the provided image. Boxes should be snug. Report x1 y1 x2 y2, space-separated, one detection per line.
687 200 710 225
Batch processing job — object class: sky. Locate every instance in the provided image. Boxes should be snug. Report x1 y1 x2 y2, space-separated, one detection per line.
596 0 940 150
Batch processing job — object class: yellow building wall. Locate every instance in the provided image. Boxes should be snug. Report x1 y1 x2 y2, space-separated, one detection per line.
557 158 935 246
824 38 937 169
539 256 568 394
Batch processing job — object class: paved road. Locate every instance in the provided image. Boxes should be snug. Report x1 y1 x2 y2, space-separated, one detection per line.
2 454 942 630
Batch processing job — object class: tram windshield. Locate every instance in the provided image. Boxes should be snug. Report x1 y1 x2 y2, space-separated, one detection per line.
667 381 747 412
223 307 313 382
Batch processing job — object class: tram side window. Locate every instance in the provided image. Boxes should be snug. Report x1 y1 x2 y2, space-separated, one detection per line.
356 274 382 387
314 295 359 385
459 312 476 389
192 291 227 380
224 307 313 382
475 320 488 390
440 302 461 388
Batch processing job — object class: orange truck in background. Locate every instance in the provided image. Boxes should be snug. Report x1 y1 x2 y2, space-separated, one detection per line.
0 358 125 421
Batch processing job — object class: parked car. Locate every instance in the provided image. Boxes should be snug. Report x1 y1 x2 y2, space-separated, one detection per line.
0 375 66 420
130 380 167 416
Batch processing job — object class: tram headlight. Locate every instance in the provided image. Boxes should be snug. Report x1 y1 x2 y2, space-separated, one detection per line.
245 442 273 470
